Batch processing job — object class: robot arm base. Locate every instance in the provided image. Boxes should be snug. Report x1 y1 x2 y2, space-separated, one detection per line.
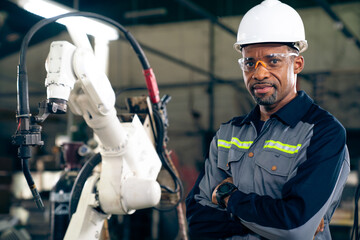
64 174 109 240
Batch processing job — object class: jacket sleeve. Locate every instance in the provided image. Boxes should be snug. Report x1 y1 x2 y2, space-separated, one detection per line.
226 118 350 240
185 133 249 238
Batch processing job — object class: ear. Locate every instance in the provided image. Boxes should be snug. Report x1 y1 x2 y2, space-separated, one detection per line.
294 56 304 74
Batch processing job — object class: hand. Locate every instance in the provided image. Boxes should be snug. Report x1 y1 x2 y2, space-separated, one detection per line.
313 218 324 239
211 177 233 205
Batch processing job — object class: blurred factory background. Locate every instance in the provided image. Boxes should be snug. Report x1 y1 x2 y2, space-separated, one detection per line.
0 0 359 239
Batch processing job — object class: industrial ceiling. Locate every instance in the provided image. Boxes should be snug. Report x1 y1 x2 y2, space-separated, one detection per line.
0 0 359 60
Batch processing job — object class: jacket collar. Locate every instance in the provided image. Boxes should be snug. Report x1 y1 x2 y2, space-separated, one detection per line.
232 91 314 128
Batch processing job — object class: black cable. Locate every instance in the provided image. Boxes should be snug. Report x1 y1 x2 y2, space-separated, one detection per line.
16 11 153 210
69 153 101 218
21 157 33 186
17 11 152 116
152 108 184 211
19 12 151 80
153 108 179 192
21 157 44 210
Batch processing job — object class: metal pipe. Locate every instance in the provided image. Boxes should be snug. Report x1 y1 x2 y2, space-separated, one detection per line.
313 0 360 49
173 0 237 37
127 36 215 78
208 23 215 133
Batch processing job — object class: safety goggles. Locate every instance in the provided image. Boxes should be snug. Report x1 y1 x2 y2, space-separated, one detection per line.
238 53 298 72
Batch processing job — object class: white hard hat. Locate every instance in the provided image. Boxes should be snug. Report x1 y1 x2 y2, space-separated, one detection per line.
234 0 308 53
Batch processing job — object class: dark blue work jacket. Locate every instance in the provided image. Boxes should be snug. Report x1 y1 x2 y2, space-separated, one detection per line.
186 91 350 240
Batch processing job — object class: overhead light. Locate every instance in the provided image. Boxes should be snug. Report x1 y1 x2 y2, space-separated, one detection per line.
124 8 167 19
14 0 118 40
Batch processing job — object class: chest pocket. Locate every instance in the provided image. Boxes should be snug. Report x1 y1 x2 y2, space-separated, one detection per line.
217 148 246 173
258 139 300 176
254 148 295 197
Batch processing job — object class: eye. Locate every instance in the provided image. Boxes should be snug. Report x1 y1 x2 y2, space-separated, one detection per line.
270 59 279 64
268 58 283 66
245 61 255 68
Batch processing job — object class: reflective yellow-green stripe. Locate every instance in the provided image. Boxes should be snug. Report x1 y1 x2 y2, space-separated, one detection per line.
263 140 301 154
218 138 253 150
218 139 232 149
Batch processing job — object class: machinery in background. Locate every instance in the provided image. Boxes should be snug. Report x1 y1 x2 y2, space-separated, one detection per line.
50 142 88 240
12 12 184 240
0 215 30 240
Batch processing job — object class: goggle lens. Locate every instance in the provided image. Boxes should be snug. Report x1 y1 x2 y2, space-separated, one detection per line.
238 53 298 72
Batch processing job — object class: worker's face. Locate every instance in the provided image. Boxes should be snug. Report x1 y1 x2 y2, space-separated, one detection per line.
241 44 304 108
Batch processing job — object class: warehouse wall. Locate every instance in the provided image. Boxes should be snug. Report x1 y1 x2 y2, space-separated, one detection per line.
0 3 359 193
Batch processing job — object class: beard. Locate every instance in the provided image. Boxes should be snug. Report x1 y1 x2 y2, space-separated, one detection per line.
250 87 278 106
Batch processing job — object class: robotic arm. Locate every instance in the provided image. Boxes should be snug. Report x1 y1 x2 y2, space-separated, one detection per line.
13 12 181 240
46 40 162 213
45 40 162 239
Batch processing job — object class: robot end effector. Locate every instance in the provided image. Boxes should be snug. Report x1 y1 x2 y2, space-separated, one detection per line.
44 41 77 115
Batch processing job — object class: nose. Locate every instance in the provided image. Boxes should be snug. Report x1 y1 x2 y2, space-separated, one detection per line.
253 62 270 81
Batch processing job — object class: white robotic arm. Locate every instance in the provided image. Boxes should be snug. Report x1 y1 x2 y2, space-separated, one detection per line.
13 12 183 240
45 41 162 239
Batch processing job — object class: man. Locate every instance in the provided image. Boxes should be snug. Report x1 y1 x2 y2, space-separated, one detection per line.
185 0 350 239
